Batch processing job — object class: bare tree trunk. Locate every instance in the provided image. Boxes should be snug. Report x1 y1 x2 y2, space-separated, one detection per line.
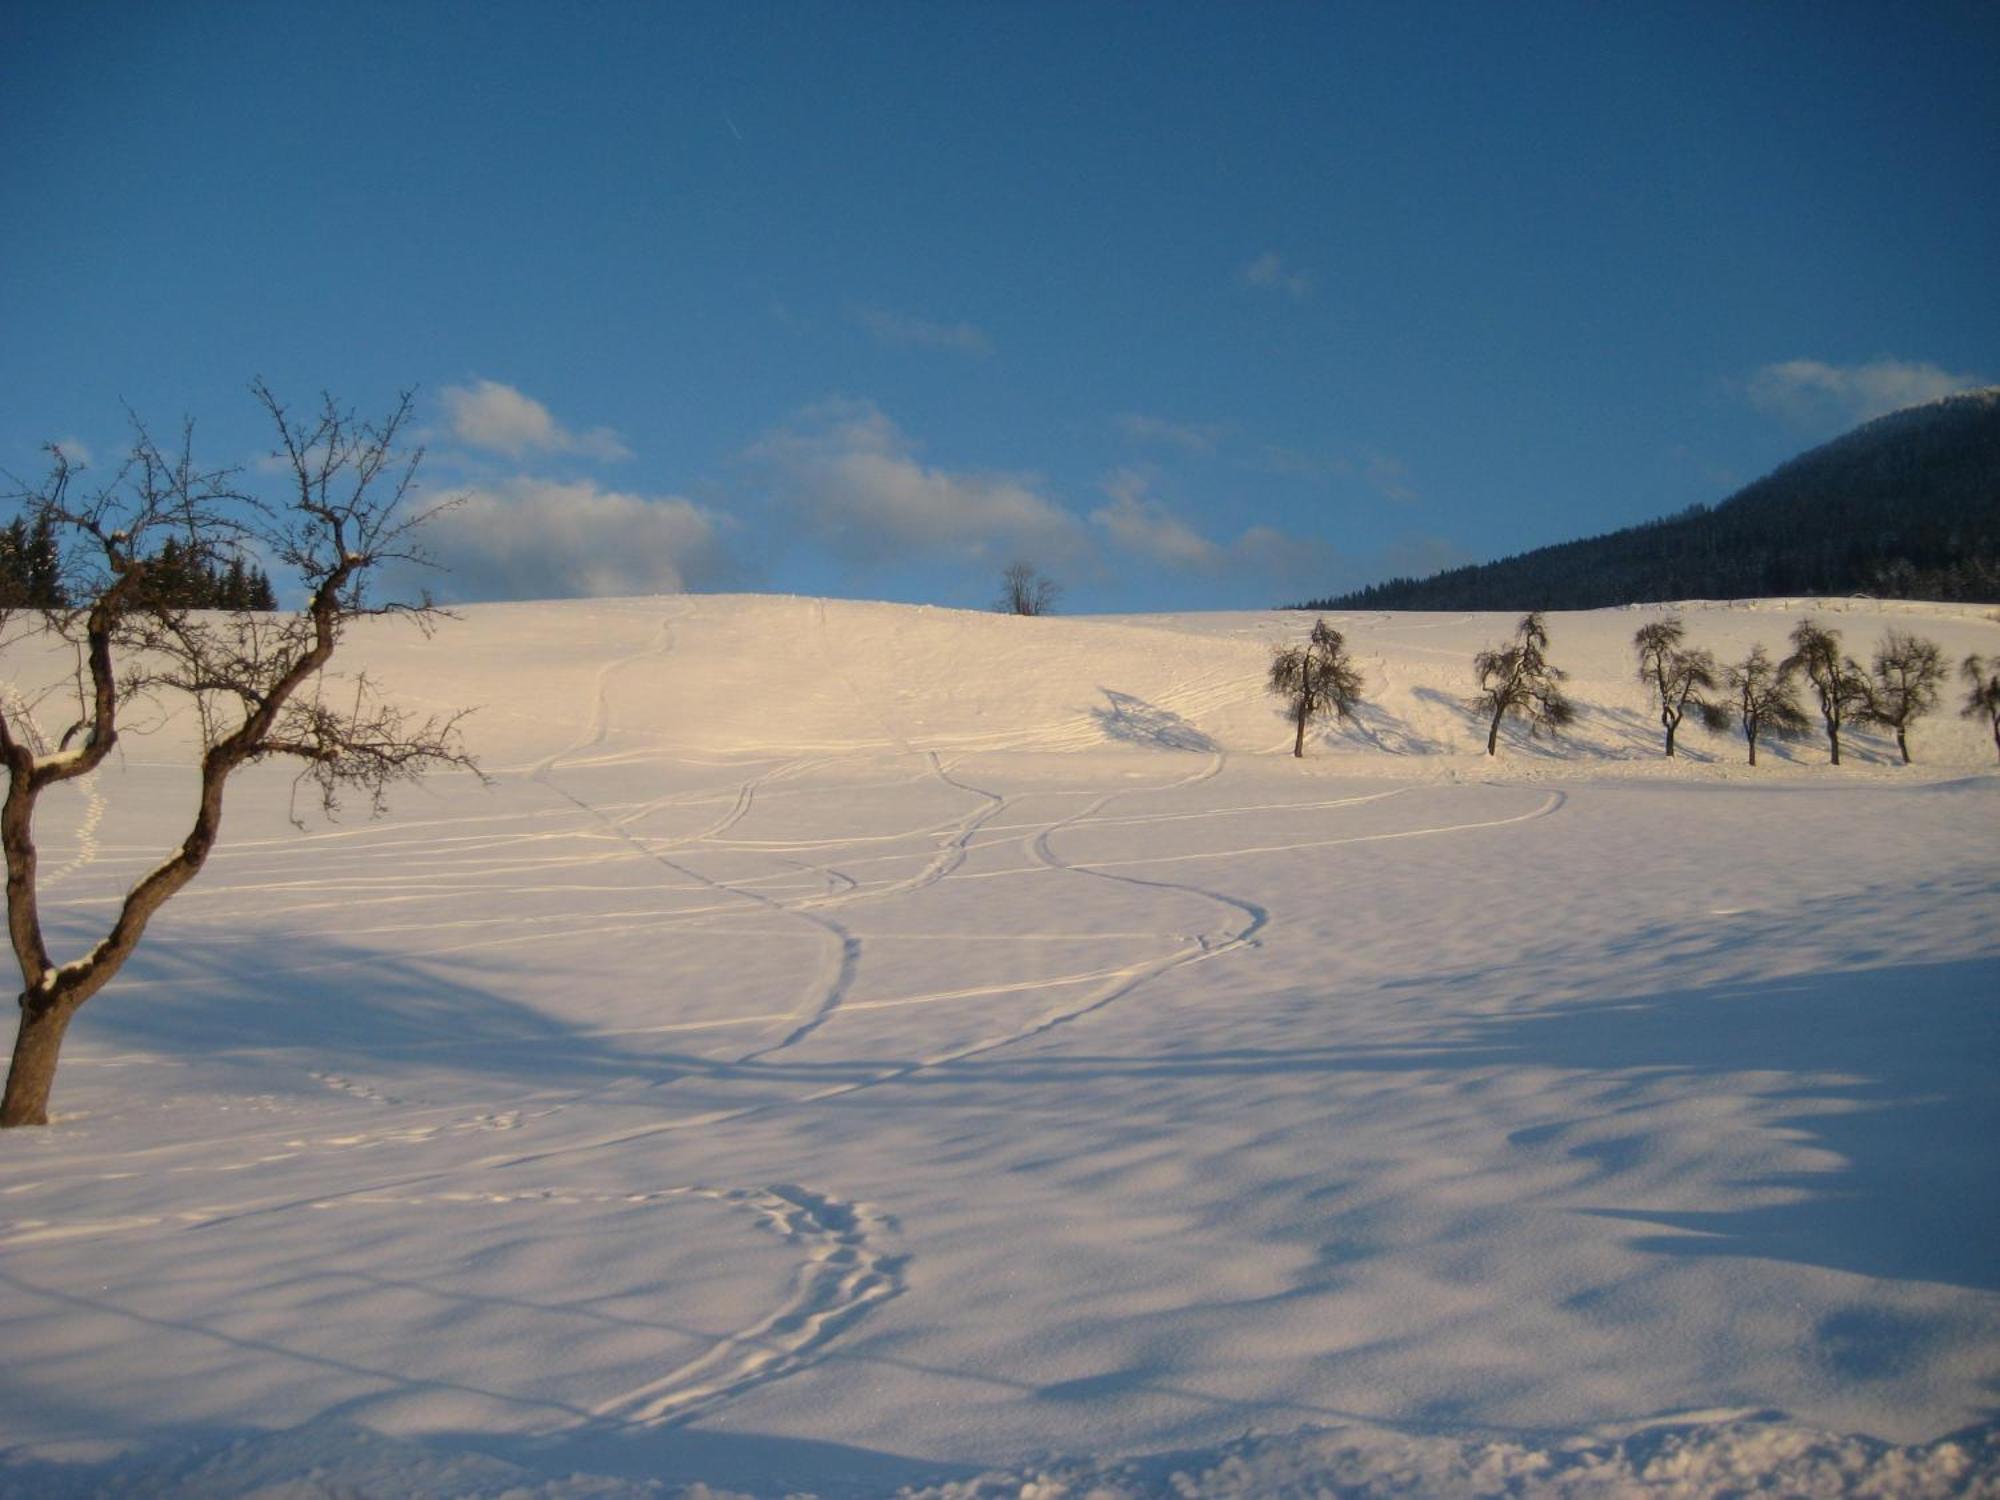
1829 723 1841 765
1 997 75 1127
1486 705 1503 756
1293 705 1306 758
1896 726 1910 764
1747 730 1758 767
1664 720 1677 757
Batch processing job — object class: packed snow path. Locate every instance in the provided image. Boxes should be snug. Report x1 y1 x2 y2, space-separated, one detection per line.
1 595 1997 1497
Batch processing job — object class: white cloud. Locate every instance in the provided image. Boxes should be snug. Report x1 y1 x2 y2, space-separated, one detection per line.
852 305 992 357
1240 251 1312 300
1090 471 1221 568
1088 469 1340 589
1746 358 1987 427
750 400 1085 566
417 476 726 602
1114 413 1226 455
50 436 93 467
440 379 632 462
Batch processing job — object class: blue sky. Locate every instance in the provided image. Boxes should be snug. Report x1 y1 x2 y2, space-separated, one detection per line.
4 1 1995 612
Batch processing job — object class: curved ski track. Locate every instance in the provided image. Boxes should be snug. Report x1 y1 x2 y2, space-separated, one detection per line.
17 604 1575 1441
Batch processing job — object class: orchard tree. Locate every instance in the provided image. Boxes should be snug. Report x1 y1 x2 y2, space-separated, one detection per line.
995 562 1060 616
1723 643 1809 766
0 384 478 1127
1268 617 1365 758
1781 618 1870 765
1633 615 1727 756
1862 629 1946 764
1471 611 1574 756
1962 654 2000 763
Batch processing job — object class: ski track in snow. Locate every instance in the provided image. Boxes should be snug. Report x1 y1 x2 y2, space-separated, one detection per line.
55 596 1981 1484
581 1182 903 1429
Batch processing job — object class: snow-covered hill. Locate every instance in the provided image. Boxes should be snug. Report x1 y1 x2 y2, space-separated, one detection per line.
2 595 1997 1497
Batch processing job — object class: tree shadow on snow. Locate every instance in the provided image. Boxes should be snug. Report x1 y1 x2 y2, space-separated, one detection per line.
73 931 815 1104
1089 689 1218 752
921 954 2000 1294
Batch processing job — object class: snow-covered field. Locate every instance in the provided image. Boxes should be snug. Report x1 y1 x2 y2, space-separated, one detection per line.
2 595 1997 1498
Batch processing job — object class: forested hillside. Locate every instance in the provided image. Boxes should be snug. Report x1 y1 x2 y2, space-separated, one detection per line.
1306 388 2000 610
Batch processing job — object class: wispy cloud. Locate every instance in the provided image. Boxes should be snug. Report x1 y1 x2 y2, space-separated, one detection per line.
1114 413 1227 455
852 305 993 358
1088 469 1340 589
1239 251 1312 300
1745 357 1987 427
49 436 93 467
440 379 632 462
1091 471 1221 568
750 399 1083 567
1359 449 1418 504
417 476 727 602
1257 444 1419 503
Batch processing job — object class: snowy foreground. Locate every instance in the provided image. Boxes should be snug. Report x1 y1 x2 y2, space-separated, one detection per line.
2 595 1997 1498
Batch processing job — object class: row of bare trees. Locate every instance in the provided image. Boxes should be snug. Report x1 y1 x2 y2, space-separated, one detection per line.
1641 615 1973 767
1269 612 1999 765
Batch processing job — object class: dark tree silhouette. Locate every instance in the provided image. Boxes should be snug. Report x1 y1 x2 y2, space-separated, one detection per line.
1781 618 1870 766
996 562 1060 616
1471 611 1574 756
0 515 65 608
1863 629 1946 765
1722 643 1810 766
0 385 479 1127
1633 615 1727 756
1962 653 2000 764
1298 389 2000 611
1268 617 1365 758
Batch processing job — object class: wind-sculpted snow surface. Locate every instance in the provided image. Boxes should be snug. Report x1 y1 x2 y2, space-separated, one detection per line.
1 595 1998 1497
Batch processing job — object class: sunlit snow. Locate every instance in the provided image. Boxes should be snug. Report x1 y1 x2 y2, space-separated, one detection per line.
1 595 1995 1497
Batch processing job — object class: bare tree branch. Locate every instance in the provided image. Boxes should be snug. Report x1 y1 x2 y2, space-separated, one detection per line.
0 385 482 1126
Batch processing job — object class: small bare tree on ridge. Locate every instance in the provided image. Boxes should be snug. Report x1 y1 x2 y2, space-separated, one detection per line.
1722 643 1810 766
1961 654 2000 763
1633 615 1728 757
1781 618 1870 765
1862 629 1946 764
1471 611 1574 756
0 384 479 1127
996 562 1060 616
1269 617 1365 758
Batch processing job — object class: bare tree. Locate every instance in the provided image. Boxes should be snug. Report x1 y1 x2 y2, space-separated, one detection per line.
0 385 479 1127
996 562 1059 616
1471 611 1575 756
1268 618 1365 758
1962 654 2000 764
1781 617 1869 765
1722 643 1810 766
1633 615 1727 757
1862 629 1945 765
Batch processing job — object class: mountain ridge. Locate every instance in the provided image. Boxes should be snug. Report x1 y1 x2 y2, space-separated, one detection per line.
1305 387 2000 611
